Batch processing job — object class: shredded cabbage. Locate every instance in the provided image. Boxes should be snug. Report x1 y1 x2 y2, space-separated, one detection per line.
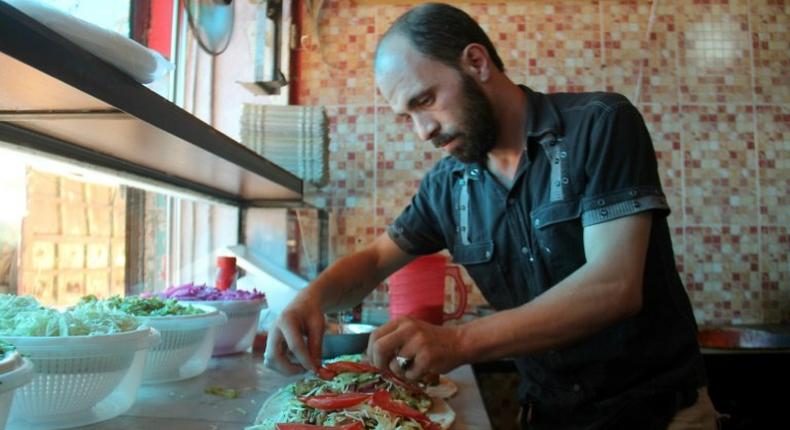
154 283 265 301
0 294 140 336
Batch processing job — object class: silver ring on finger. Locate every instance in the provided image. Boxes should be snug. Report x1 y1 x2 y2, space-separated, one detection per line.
395 355 413 371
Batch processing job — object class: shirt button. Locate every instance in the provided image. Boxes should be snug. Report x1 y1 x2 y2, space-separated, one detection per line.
560 151 568 158
534 218 541 226
597 199 605 207
561 177 569 184
553 158 560 165
600 209 608 216
485 250 492 258
572 384 581 392
633 200 641 209
521 246 528 254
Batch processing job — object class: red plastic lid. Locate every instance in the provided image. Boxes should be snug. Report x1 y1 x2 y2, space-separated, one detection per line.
217 256 236 269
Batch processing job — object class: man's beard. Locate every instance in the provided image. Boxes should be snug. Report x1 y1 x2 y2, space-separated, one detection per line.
430 73 498 164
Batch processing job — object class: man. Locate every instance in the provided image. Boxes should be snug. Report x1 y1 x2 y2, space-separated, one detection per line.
265 3 716 429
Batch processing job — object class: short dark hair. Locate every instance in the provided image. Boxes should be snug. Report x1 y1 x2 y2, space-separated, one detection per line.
377 3 505 72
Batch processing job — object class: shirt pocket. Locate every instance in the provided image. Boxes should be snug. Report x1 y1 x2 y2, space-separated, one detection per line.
451 241 513 310
530 200 586 285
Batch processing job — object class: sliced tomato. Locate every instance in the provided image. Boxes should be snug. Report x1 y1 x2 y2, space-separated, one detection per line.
371 391 442 429
371 390 428 421
315 366 337 380
299 392 372 410
325 361 380 374
382 371 425 395
275 423 364 430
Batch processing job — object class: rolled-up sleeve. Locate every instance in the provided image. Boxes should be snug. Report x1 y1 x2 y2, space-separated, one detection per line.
581 101 670 226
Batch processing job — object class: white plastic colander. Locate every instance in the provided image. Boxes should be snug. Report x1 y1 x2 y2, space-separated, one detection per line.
190 299 266 356
139 304 226 383
2 327 159 430
0 351 34 430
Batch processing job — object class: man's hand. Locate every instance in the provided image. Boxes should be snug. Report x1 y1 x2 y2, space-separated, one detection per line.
367 316 465 381
263 233 416 376
264 293 325 375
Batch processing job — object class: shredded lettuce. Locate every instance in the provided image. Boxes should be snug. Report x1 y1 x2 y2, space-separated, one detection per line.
246 388 425 430
81 294 204 317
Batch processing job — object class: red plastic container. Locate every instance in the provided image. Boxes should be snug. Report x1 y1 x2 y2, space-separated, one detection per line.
215 256 237 291
387 254 468 325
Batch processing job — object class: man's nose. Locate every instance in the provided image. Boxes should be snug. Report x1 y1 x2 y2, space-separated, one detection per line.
412 114 438 141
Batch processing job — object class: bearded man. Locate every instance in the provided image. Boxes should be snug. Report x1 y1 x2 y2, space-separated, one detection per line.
265 3 716 429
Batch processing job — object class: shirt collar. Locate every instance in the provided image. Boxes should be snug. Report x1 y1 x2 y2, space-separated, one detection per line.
521 85 564 140
451 161 484 178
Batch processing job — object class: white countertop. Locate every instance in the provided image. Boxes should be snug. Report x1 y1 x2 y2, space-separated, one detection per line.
72 352 492 430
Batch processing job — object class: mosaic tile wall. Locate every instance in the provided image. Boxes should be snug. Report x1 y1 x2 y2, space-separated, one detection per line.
293 0 789 326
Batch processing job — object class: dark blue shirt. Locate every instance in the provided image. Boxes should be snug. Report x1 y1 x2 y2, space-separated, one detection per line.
388 86 706 429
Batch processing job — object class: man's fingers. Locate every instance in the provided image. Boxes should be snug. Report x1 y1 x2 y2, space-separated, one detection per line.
280 318 317 372
403 349 429 381
366 319 398 359
390 340 420 380
306 315 324 370
263 327 306 375
369 318 414 370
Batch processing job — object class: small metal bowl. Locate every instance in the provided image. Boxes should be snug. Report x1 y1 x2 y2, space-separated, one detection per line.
322 323 377 359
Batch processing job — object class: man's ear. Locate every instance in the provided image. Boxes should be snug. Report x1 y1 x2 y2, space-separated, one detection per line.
460 43 492 82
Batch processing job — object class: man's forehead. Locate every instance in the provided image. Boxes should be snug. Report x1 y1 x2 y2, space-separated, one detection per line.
375 36 450 106
375 36 421 79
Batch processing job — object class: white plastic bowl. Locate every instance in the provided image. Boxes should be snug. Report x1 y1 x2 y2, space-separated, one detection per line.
0 349 22 375
2 327 159 430
0 351 34 430
139 304 227 383
190 299 266 356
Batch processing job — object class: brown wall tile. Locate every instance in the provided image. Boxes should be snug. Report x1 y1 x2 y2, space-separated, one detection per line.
684 225 761 324
751 0 790 104
604 0 679 103
681 105 757 225
676 0 753 103
757 105 790 226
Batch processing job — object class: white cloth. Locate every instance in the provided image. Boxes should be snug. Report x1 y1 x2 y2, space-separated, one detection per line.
6 0 173 83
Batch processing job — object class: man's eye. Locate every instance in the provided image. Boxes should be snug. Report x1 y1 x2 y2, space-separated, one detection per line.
417 95 433 106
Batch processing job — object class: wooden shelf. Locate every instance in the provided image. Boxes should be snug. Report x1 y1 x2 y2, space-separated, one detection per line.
0 2 302 205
